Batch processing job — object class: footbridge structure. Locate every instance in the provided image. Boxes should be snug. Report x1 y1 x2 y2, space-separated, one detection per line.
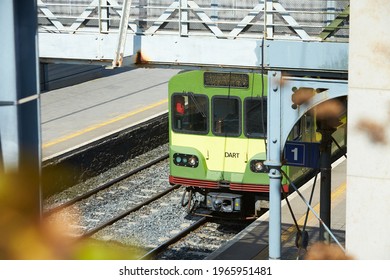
37 0 349 72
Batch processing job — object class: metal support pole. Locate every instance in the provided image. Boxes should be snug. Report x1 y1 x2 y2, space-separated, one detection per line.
266 0 274 38
139 0 147 30
317 121 335 243
211 0 218 22
112 0 132 67
99 0 109 33
268 167 282 259
0 0 42 217
179 0 188 36
326 0 336 25
266 71 282 260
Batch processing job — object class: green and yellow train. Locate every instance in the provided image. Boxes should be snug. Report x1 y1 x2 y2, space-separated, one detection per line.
168 70 346 218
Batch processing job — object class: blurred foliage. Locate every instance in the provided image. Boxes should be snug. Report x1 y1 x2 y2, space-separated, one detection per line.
305 242 354 260
73 240 145 260
0 170 143 260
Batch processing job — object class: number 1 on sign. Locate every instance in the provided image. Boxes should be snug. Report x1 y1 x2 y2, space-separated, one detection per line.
291 147 298 161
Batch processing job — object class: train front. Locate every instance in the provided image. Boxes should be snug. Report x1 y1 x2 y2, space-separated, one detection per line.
168 71 271 217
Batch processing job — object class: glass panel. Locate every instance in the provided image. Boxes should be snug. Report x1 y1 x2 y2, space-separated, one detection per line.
172 93 208 134
244 98 267 138
213 97 240 136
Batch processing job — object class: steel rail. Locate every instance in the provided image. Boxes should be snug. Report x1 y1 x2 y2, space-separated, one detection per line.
139 216 208 260
79 183 182 239
44 153 169 216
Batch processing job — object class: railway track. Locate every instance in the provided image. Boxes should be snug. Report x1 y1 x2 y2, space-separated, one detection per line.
80 183 181 239
140 216 209 260
44 149 179 239
44 153 170 216
43 144 255 260
139 217 252 260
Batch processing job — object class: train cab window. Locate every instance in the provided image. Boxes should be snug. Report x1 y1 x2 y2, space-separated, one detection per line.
172 93 208 134
244 98 267 138
212 97 241 137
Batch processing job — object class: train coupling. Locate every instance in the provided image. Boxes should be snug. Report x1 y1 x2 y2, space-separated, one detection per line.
206 192 242 213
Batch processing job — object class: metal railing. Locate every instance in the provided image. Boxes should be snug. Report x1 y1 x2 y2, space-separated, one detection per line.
37 0 349 41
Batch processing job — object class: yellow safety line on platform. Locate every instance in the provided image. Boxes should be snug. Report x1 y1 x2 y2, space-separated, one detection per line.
281 182 346 243
42 99 168 149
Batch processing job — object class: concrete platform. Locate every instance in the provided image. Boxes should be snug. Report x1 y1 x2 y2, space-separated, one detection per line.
41 68 180 160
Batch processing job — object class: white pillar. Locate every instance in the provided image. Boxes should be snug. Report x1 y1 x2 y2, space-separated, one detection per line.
347 0 390 259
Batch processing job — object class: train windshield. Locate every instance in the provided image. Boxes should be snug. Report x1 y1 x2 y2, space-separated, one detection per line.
172 93 208 134
244 97 267 138
212 96 241 137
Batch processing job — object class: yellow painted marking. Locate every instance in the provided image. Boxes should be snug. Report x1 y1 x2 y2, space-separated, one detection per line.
281 182 346 242
43 99 168 149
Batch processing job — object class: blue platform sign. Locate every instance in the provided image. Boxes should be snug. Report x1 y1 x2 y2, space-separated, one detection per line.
284 141 320 168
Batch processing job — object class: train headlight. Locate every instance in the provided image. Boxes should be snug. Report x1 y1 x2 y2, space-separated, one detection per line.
188 156 198 167
255 162 264 171
173 153 199 168
250 160 268 173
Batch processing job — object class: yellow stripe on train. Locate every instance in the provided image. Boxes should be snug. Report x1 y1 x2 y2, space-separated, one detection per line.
172 133 266 173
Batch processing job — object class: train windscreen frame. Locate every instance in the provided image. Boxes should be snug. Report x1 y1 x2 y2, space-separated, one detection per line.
171 92 209 135
212 96 241 137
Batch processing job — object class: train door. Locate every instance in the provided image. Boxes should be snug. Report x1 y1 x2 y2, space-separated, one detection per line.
211 96 243 181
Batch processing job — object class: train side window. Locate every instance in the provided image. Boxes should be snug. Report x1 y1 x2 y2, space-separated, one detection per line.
303 114 317 142
212 96 241 137
172 93 208 134
244 97 267 138
291 121 302 140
